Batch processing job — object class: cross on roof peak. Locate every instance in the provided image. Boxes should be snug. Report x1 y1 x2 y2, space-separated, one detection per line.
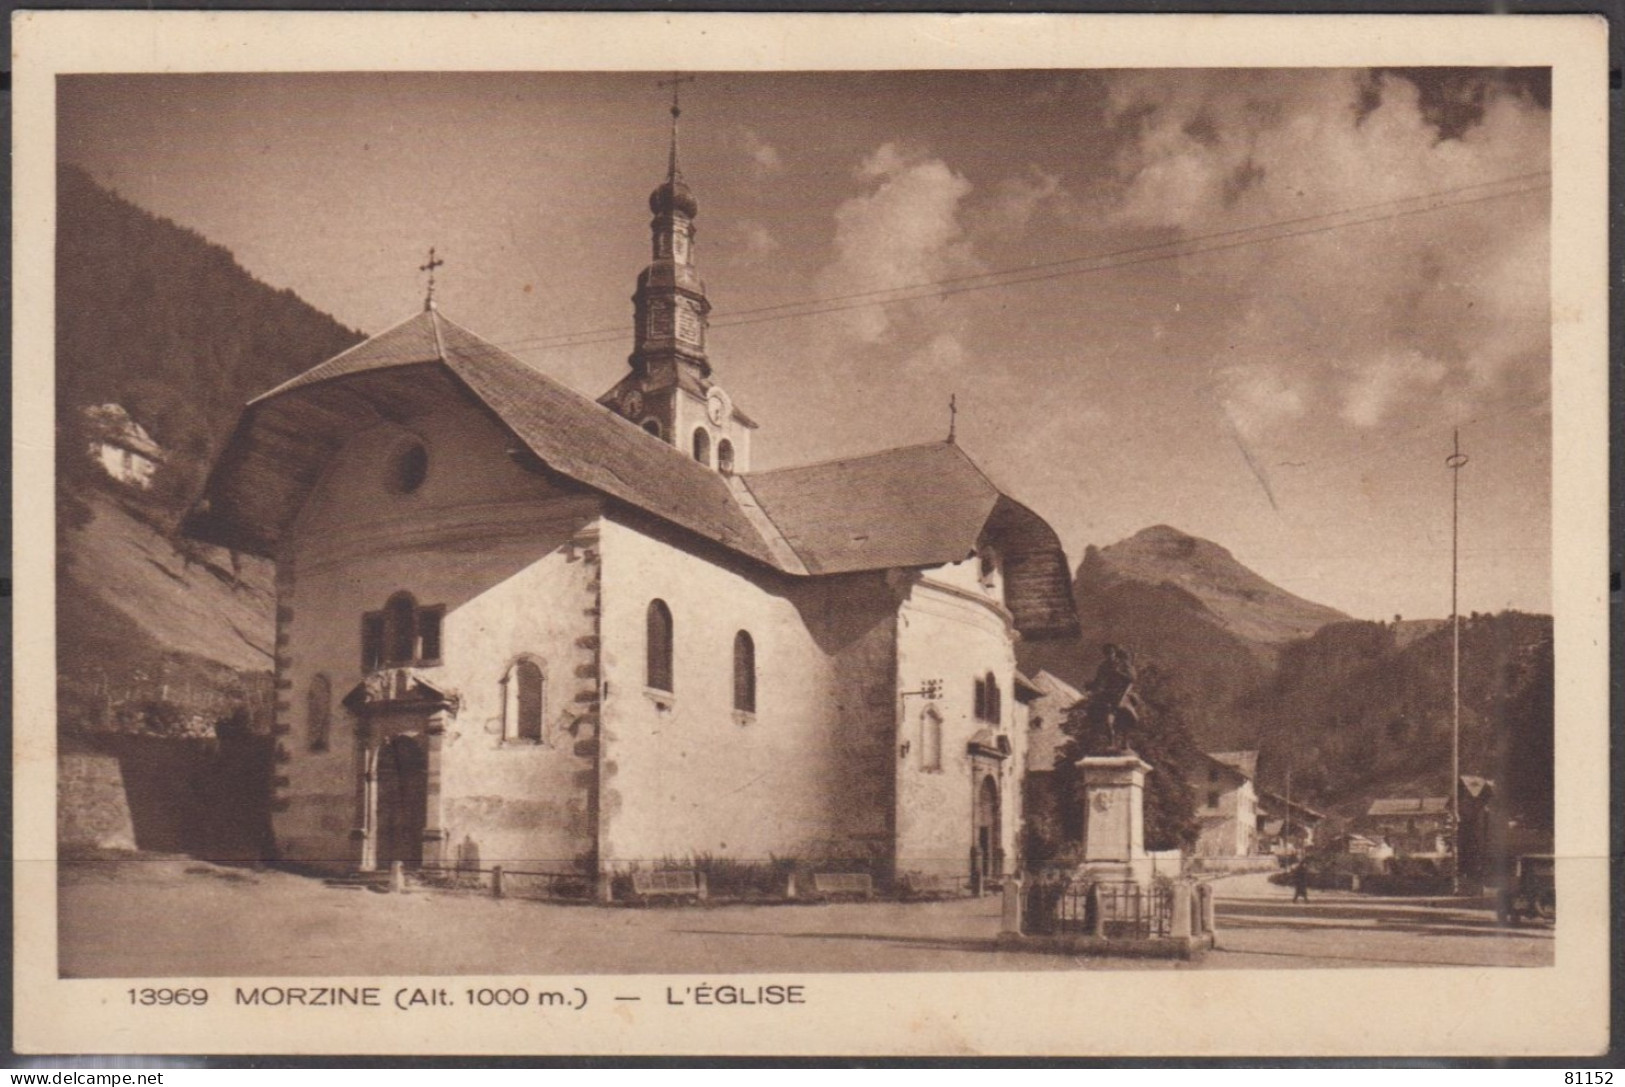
419 247 445 311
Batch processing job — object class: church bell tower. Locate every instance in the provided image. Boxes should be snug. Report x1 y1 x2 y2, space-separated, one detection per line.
601 79 754 475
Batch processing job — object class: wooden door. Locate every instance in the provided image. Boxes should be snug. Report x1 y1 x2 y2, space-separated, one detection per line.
376 734 427 868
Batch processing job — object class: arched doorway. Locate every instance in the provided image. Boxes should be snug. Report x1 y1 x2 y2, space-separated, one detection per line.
376 734 427 868
974 774 1002 886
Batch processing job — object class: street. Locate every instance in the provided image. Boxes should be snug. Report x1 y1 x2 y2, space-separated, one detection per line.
58 858 1552 977
1205 870 1554 969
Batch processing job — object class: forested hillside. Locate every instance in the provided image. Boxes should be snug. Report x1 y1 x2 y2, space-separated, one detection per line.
1247 612 1553 830
1018 525 1552 829
56 163 363 520
56 165 363 738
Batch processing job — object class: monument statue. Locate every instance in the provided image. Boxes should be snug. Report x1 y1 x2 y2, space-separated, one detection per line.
1083 643 1142 754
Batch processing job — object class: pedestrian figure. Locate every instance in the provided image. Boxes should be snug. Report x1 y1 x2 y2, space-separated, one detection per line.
1292 860 1311 904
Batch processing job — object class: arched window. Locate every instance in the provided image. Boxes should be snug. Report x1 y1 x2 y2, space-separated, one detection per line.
362 592 445 670
641 418 663 439
646 599 674 693
733 631 756 714
921 706 943 771
716 439 735 475
306 674 332 753
692 427 711 466
506 659 545 743
383 592 418 664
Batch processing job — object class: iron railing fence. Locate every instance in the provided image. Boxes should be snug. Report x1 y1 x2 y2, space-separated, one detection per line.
1024 874 1175 939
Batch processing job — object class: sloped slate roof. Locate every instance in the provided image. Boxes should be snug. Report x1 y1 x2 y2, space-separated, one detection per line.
213 309 778 568
189 309 1077 637
1208 750 1259 781
82 403 164 459
743 442 999 575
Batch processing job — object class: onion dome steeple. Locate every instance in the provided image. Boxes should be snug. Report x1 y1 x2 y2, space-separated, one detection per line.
630 74 710 379
600 76 755 475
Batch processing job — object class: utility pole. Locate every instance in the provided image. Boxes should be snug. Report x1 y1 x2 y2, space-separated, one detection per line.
1446 429 1470 894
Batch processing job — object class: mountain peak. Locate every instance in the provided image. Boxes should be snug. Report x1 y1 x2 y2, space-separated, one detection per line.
1090 525 1349 649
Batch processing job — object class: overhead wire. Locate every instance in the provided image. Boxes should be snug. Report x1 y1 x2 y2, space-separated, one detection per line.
490 170 1551 357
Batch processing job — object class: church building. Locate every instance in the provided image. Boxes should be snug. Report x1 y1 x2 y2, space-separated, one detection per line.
184 110 1078 895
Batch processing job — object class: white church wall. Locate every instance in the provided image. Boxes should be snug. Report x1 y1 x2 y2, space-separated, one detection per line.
894 571 1024 883
596 512 897 873
274 404 602 872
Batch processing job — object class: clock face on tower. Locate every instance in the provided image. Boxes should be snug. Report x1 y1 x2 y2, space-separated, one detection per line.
620 388 645 419
705 386 731 428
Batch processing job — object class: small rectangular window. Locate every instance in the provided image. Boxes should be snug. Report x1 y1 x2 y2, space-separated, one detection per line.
361 612 384 671
418 607 444 662
1207 790 1221 810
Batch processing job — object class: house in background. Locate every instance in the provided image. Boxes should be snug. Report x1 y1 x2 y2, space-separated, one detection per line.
1018 669 1084 863
82 403 164 490
182 126 1078 895
1335 832 1395 861
1189 750 1260 857
1256 788 1325 855
1359 796 1452 856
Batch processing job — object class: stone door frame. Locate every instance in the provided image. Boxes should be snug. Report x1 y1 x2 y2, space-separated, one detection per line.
344 671 456 873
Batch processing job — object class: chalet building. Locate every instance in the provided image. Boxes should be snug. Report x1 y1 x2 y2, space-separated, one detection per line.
1256 788 1324 854
82 403 163 490
1359 797 1452 856
183 124 1076 894
1189 750 1260 858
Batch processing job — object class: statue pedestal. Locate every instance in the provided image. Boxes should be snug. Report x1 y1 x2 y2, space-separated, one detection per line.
1077 753 1153 886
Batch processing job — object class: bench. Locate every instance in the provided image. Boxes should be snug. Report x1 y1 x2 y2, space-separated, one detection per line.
630 869 706 902
900 872 964 899
812 872 874 899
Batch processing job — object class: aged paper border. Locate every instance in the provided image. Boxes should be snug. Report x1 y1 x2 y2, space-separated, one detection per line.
11 11 1610 1057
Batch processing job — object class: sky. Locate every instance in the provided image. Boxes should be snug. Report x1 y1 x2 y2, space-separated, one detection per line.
58 68 1553 621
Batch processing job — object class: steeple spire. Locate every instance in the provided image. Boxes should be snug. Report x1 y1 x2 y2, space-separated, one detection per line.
658 73 695 184
599 80 755 473
630 75 709 381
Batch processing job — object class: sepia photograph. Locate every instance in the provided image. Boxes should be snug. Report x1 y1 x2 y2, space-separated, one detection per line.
13 11 1609 1057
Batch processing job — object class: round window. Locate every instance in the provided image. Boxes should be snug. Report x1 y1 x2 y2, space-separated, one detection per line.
388 440 429 494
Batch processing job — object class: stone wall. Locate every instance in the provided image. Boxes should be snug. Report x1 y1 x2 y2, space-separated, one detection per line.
58 751 137 851
58 733 275 861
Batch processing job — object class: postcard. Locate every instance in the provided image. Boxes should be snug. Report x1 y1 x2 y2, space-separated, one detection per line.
12 10 1610 1057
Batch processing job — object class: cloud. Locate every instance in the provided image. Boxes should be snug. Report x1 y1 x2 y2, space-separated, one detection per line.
975 166 1065 237
1219 363 1307 443
735 220 779 260
902 330 967 378
1338 350 1449 428
1103 69 1550 439
740 128 783 174
817 142 980 345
